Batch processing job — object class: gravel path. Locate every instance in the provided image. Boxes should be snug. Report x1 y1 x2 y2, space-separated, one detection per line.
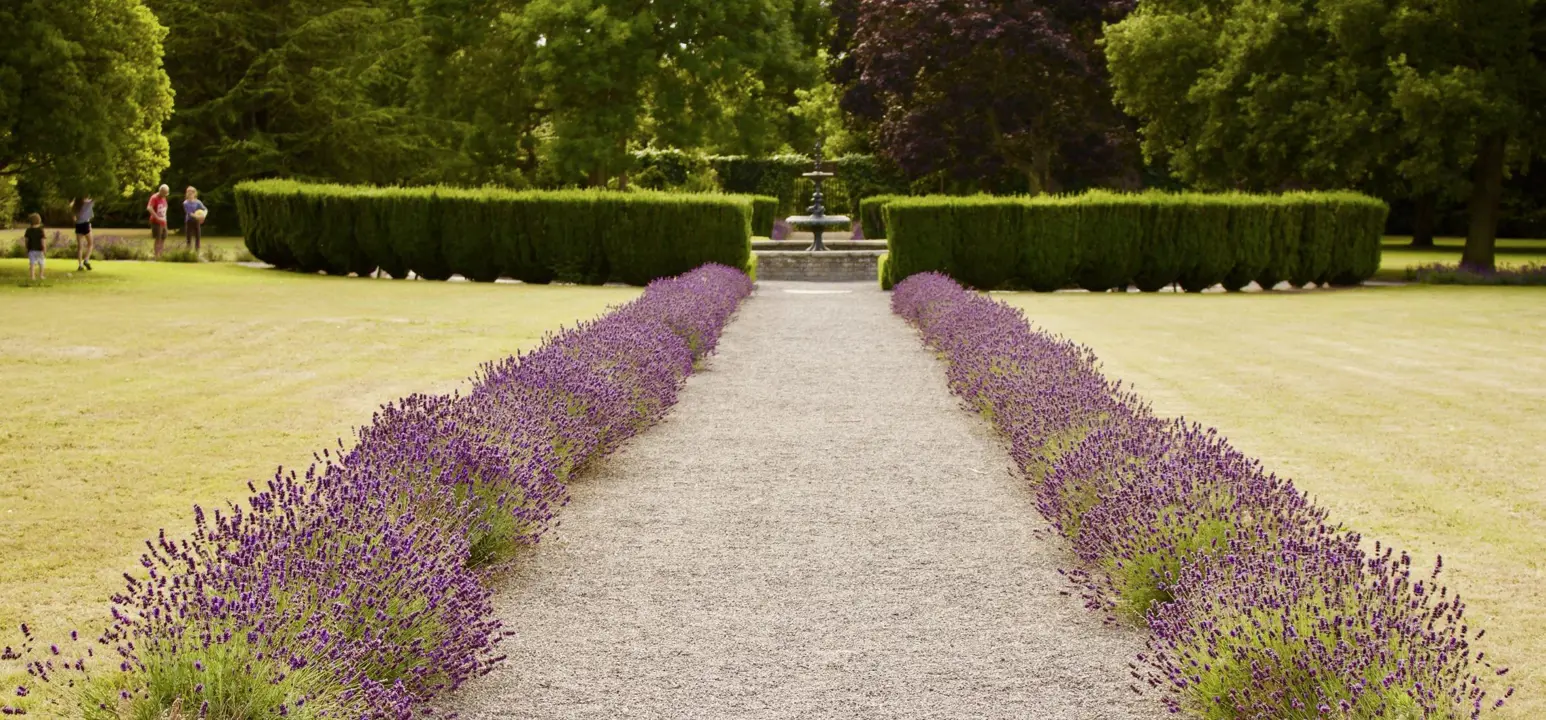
447 281 1162 719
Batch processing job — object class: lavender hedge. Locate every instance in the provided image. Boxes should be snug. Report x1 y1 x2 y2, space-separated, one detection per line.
892 272 1512 718
5 264 753 719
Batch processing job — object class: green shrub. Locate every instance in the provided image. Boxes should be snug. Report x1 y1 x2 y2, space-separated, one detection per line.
313 188 376 276
1222 197 1275 292
745 253 759 283
438 189 501 282
878 251 892 290
884 197 959 287
355 189 410 279
860 195 898 239
158 248 201 263
489 194 553 285
1074 192 1145 291
235 182 298 268
235 181 753 286
1018 197 1080 292
1292 194 1338 288
272 186 334 274
600 192 751 286
1133 195 1187 292
943 197 1025 290
750 195 779 237
397 191 453 281
1327 192 1388 286
528 193 604 284
885 191 1387 292
1256 199 1304 290
1175 195 1234 293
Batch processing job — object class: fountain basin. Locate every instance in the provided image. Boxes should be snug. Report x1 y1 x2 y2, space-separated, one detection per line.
785 214 852 228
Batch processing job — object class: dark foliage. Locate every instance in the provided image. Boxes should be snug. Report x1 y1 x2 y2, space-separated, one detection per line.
843 0 1139 194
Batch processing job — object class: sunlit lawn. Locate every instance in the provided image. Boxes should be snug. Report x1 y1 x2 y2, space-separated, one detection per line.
1380 235 1546 278
998 285 1546 717
0 260 640 655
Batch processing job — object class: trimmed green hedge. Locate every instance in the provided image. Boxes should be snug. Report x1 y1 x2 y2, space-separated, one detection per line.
859 195 899 239
750 195 779 237
883 191 1387 292
236 181 753 285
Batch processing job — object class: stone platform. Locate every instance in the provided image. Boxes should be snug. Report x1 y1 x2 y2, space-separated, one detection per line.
752 239 887 252
755 249 884 282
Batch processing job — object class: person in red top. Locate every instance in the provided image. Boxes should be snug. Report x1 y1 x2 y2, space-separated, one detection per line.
148 184 170 258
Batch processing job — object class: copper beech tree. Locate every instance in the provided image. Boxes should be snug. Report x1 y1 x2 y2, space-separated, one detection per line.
838 0 1137 195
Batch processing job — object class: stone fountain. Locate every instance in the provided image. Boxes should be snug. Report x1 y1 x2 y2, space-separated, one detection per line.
784 141 851 252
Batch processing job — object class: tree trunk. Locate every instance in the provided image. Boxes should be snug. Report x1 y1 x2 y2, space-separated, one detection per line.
1462 133 1507 271
1410 192 1436 248
589 167 607 188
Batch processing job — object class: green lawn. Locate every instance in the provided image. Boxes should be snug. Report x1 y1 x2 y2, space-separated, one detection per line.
1380 235 1546 278
0 260 640 652
998 286 1546 717
1 225 249 261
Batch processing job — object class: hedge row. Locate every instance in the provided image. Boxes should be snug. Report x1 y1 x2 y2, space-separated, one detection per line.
751 195 778 237
892 273 1510 717
883 191 1388 292
859 195 899 239
236 181 755 286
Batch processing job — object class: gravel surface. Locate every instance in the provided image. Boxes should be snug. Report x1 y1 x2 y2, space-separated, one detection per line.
446 281 1163 719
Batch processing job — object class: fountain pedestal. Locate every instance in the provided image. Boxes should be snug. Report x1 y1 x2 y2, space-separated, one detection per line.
784 143 851 252
752 140 879 281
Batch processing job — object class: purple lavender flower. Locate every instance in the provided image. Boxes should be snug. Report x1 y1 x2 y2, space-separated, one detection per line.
770 218 792 241
891 272 1511 718
9 264 753 719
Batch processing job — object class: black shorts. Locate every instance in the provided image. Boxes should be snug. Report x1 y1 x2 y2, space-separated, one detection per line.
75 222 92 235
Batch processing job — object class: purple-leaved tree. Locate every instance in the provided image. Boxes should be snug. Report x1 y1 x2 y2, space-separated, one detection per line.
840 0 1136 194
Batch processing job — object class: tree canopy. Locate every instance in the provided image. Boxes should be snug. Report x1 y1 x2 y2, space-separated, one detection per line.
138 0 825 201
839 0 1136 194
1105 0 1545 269
516 0 822 186
145 0 437 213
0 0 174 197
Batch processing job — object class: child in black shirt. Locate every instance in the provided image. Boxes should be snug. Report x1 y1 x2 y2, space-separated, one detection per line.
25 213 46 281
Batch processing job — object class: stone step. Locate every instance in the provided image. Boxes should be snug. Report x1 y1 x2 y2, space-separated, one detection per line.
752 239 888 252
755 250 885 283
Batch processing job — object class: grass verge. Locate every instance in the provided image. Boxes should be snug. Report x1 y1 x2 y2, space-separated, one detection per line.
998 285 1546 718
0 260 639 658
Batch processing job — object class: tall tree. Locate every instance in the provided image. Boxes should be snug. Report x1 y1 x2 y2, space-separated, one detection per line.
0 0 174 197
146 0 439 215
841 0 1136 194
514 0 820 186
413 0 548 186
1105 0 1544 270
